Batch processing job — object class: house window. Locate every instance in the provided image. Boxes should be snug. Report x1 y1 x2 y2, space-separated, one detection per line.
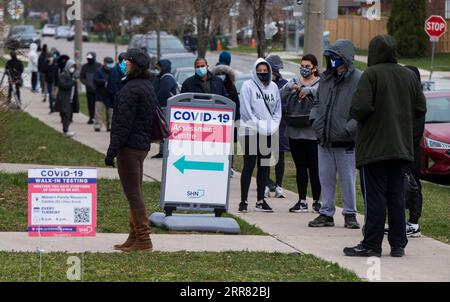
446 0 450 19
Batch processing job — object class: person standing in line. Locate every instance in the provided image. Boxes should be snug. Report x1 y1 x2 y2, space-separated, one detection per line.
43 52 59 114
308 40 362 229
181 58 228 97
108 52 127 109
344 35 426 258
5 50 24 106
28 43 39 93
238 58 282 214
105 48 158 252
80 52 102 125
38 44 48 102
56 60 80 137
151 59 178 159
281 54 322 214
265 55 289 199
93 57 115 132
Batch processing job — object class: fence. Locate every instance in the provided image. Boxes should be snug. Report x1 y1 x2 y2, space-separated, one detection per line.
325 15 450 53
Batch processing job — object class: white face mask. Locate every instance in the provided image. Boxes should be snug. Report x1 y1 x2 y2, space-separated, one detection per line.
69 67 76 74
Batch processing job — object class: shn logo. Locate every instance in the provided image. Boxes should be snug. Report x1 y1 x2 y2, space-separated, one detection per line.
366 0 381 21
366 257 381 281
66 0 81 21
66 256 81 281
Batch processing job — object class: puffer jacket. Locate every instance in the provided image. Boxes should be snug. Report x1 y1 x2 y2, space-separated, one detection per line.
310 39 362 148
106 75 158 158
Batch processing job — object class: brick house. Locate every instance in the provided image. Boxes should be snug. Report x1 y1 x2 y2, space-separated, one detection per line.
426 0 450 19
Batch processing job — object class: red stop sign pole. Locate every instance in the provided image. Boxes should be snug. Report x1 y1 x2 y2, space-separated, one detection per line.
425 15 447 80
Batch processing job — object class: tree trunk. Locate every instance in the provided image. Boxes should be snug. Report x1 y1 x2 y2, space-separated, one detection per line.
250 0 267 58
196 14 210 58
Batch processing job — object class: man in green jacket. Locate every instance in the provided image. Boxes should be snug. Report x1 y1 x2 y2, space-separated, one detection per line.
344 35 427 258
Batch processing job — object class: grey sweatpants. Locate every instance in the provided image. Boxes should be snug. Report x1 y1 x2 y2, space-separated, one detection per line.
318 145 357 217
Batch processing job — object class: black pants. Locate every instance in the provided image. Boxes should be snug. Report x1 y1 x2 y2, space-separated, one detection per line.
8 82 21 102
290 138 321 201
47 82 56 112
360 160 409 252
409 143 423 224
268 152 285 188
240 135 272 202
86 91 96 121
60 112 72 133
31 72 38 92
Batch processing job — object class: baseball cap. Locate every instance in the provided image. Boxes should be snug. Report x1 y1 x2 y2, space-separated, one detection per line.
86 52 95 59
123 48 150 68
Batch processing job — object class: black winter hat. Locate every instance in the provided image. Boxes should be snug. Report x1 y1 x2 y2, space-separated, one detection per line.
123 48 150 68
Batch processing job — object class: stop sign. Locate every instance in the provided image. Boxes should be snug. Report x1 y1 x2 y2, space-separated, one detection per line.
425 15 447 40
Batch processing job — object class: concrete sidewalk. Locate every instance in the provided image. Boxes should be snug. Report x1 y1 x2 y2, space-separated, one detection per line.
7 89 450 282
0 232 295 254
0 163 154 182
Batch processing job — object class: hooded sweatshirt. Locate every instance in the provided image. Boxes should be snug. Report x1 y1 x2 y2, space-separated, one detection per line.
310 39 362 148
350 35 427 168
28 43 39 73
56 59 79 114
239 58 282 137
153 59 178 108
80 52 102 93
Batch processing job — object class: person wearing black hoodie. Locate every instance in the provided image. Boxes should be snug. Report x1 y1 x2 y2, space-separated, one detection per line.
43 52 59 113
152 59 178 158
38 44 48 102
5 51 24 106
81 52 102 124
345 35 426 258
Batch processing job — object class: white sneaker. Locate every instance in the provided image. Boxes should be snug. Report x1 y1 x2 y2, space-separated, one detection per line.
230 169 235 178
406 222 421 238
275 186 285 198
264 186 270 198
64 131 76 138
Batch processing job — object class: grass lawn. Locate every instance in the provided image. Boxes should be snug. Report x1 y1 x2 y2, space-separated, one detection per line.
0 251 360 282
233 153 450 244
0 111 104 166
0 172 265 235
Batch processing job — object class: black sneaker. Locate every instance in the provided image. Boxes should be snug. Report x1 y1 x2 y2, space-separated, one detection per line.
238 201 248 213
390 247 405 258
344 243 381 257
308 214 335 227
289 201 308 213
344 214 361 229
312 201 322 213
256 200 273 213
87 120 94 125
94 128 101 132
152 153 164 159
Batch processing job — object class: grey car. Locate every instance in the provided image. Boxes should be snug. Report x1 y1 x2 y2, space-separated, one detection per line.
6 25 41 49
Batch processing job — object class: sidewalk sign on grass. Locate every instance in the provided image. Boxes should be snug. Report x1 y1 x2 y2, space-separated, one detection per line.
28 168 97 237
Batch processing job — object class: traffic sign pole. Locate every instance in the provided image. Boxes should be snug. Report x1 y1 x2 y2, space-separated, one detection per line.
430 39 436 81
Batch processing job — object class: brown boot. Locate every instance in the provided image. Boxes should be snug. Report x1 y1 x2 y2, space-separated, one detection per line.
120 208 152 252
114 212 136 250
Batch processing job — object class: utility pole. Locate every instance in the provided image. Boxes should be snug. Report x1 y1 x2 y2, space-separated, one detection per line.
303 0 325 68
74 0 83 68
0 4 4 58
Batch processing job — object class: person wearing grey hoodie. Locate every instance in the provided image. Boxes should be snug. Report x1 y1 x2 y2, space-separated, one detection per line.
56 60 80 137
238 58 282 213
308 40 362 229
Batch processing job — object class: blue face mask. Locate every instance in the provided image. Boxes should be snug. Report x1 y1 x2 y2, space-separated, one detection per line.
195 67 208 78
119 60 127 75
300 67 313 79
330 57 345 69
218 75 226 81
107 63 115 69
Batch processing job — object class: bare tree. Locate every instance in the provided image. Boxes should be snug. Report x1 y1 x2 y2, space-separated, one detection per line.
245 0 267 58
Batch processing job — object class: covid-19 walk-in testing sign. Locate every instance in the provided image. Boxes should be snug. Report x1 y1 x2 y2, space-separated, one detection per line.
160 94 236 216
28 168 97 237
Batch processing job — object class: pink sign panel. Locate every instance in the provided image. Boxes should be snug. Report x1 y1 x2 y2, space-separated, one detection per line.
28 168 97 237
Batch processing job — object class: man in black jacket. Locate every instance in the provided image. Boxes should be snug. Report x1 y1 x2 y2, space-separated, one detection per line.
80 52 102 124
181 58 228 97
5 51 24 106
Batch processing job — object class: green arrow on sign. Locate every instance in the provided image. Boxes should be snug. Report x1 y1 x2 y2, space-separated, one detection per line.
173 156 225 174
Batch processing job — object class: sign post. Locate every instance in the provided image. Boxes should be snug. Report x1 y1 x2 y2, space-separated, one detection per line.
160 94 235 218
425 15 447 80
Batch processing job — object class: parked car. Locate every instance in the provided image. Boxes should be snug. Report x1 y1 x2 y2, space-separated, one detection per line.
235 73 252 96
160 53 197 76
421 90 450 176
55 26 71 39
6 25 41 49
174 67 195 90
42 24 58 37
67 25 89 42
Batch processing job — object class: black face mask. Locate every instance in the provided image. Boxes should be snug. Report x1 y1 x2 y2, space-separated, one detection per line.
87 58 95 64
257 72 270 83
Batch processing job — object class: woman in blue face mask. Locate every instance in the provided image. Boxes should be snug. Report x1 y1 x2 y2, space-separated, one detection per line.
280 54 322 214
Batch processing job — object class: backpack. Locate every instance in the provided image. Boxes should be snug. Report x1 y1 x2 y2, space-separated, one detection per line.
285 82 316 128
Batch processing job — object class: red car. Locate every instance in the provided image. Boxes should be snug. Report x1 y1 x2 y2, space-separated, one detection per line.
421 91 450 176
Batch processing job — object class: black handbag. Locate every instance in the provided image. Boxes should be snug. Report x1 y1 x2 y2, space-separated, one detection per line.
151 106 170 142
285 92 314 128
